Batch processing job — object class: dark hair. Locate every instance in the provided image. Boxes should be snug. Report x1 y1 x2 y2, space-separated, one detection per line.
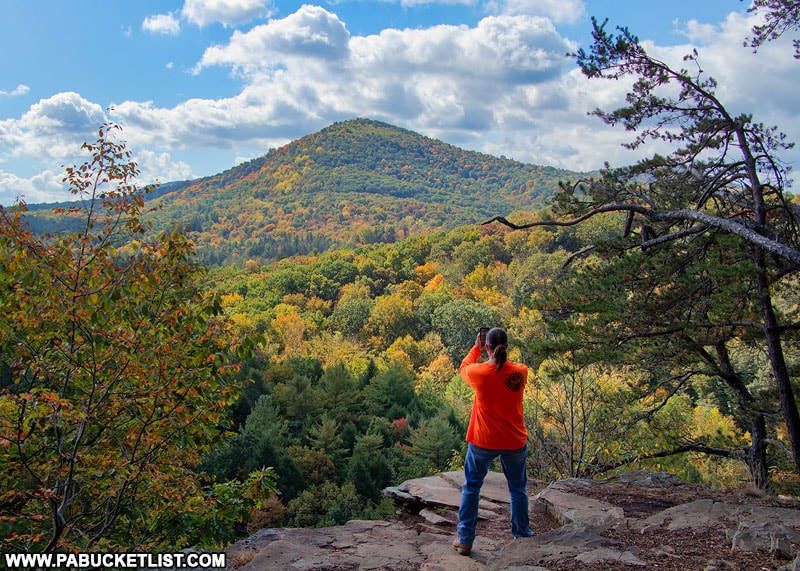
486 327 508 371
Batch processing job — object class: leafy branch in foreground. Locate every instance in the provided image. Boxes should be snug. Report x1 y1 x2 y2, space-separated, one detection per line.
0 123 250 551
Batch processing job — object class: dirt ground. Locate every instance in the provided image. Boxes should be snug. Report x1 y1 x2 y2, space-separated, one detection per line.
467 479 800 570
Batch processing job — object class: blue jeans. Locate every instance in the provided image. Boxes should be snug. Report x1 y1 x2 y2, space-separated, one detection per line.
457 443 532 545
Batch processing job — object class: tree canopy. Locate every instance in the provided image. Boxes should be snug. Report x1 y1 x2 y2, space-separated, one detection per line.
0 124 254 551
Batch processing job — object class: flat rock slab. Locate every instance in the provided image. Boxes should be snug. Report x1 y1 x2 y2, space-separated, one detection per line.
227 519 502 571
440 471 513 505
634 498 800 532
386 470 509 518
229 520 434 570
534 488 625 528
401 473 464 507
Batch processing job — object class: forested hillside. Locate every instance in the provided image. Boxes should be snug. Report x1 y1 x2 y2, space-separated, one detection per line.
154 118 581 264
23 118 585 265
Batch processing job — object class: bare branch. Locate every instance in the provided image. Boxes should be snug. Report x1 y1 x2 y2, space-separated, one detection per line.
562 245 595 268
640 225 708 249
484 204 800 268
586 442 747 476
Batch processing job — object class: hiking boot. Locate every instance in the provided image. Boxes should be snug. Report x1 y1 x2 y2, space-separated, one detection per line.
452 538 472 556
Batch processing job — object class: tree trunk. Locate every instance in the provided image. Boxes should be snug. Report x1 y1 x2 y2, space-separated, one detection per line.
748 414 769 491
755 251 800 472
714 341 770 490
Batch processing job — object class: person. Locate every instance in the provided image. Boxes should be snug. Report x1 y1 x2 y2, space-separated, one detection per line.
453 326 532 556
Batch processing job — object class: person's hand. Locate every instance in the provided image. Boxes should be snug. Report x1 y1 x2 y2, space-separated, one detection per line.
475 333 483 348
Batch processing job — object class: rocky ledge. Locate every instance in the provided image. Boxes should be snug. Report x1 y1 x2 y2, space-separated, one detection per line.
224 470 800 570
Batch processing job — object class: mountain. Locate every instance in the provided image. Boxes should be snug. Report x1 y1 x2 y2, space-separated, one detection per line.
27 119 590 264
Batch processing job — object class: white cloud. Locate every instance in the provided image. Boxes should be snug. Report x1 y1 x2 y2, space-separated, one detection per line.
0 92 107 163
143 13 182 35
196 5 351 74
618 12 800 171
135 149 195 186
684 12 800 119
0 84 30 97
105 7 574 171
0 169 68 205
101 5 800 177
187 7 576 140
0 92 107 204
474 8 800 172
182 0 273 28
0 148 194 205
347 15 572 82
0 93 197 204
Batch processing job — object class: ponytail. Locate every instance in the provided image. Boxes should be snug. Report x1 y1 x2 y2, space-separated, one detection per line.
493 345 507 371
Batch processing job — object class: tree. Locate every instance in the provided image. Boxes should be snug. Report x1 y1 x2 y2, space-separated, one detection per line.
365 293 415 348
747 0 800 59
529 228 779 487
287 445 339 486
0 123 243 551
405 416 461 474
346 434 392 503
307 413 349 472
317 363 363 424
534 356 608 478
432 299 502 364
181 467 279 549
272 374 321 437
328 296 373 337
363 365 420 420
202 395 304 501
286 481 362 528
488 18 800 478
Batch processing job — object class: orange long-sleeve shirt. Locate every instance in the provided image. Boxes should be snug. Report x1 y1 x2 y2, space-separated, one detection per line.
459 345 528 450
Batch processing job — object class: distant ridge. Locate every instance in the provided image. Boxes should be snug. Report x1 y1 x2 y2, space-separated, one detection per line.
27 119 589 264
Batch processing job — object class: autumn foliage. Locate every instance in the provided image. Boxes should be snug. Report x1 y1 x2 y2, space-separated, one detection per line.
0 124 248 552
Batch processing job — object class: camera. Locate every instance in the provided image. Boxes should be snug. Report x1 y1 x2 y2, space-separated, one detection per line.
479 327 490 347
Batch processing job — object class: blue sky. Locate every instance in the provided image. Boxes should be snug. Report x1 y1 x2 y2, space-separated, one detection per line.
1 0 797 205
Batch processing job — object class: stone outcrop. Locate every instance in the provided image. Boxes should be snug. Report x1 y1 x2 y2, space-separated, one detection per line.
223 471 800 570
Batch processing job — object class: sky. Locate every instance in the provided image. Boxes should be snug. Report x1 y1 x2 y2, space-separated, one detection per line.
0 0 797 205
